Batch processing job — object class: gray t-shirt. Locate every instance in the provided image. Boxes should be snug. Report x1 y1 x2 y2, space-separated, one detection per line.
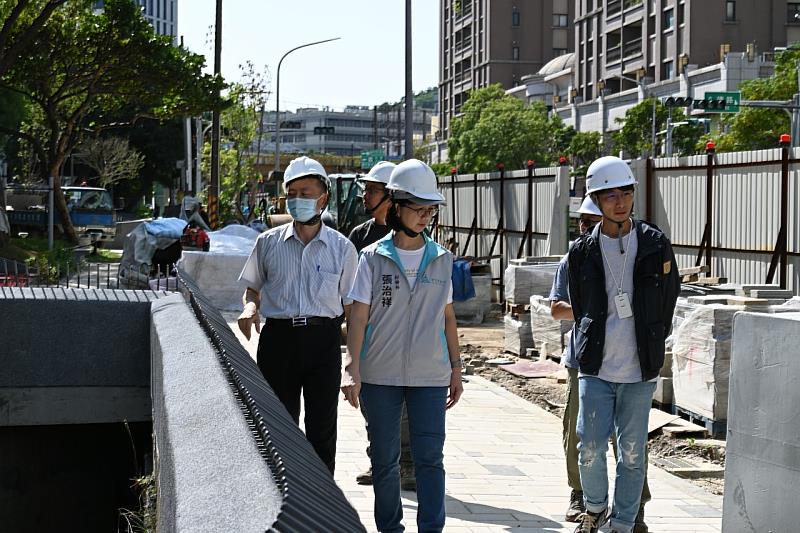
587 229 642 383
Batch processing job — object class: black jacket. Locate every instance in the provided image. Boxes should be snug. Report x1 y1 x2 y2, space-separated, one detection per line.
566 219 680 381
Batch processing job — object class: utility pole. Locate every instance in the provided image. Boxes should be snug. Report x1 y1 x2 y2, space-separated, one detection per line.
373 105 378 148
404 0 413 160
209 0 222 228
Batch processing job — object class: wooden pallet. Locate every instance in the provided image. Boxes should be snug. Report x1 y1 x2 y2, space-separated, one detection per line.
504 301 530 316
671 405 726 438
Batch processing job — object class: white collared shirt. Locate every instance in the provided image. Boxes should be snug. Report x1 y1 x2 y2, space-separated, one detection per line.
239 222 358 319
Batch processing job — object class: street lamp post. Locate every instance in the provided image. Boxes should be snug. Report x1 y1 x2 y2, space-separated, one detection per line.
610 69 655 157
274 37 340 173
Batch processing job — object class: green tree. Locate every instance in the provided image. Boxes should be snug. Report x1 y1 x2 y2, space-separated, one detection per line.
448 84 568 172
568 130 602 175
613 98 702 158
0 0 69 77
714 48 800 151
0 0 224 241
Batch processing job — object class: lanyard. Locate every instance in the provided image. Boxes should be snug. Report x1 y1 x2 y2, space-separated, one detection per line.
600 226 633 296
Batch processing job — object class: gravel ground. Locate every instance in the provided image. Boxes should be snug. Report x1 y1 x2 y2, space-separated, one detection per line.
457 317 726 496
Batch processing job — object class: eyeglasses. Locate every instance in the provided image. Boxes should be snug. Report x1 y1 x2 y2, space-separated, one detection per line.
597 190 634 203
579 217 597 226
402 205 439 218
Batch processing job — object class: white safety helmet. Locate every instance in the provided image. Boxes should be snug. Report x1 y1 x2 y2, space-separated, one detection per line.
386 159 446 206
585 156 636 195
577 196 603 216
359 161 395 185
283 156 330 191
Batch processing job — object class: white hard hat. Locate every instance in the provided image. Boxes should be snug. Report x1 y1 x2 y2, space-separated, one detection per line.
585 156 637 194
577 196 603 216
386 159 445 205
283 156 329 190
360 161 396 185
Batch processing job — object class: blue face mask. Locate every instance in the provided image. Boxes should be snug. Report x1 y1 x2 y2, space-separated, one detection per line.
287 197 321 222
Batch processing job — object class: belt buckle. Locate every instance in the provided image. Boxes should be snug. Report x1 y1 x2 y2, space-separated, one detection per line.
291 316 308 327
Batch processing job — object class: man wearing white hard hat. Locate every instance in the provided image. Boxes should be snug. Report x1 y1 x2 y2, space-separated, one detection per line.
566 156 679 533
237 155 358 474
342 159 463 533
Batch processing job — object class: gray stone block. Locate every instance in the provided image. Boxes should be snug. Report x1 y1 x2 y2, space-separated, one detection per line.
722 312 800 533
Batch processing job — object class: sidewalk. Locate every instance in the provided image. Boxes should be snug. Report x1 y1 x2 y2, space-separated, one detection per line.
223 315 722 532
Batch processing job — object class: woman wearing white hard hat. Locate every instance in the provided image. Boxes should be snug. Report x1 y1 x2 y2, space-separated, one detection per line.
342 158 463 533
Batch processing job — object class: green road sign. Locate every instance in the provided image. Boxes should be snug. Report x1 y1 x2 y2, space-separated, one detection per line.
360 149 385 170
705 91 740 113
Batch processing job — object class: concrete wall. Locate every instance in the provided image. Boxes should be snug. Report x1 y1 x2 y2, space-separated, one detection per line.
0 287 157 426
150 294 281 532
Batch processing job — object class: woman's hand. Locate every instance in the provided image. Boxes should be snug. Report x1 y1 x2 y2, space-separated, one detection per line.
446 367 463 409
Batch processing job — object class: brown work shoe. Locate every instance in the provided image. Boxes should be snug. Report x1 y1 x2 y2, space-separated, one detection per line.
400 463 416 492
565 490 585 522
573 507 608 533
355 467 373 485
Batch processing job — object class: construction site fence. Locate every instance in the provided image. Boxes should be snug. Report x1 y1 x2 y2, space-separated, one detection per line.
436 147 798 295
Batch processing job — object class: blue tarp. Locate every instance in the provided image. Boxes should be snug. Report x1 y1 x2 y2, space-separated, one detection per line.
452 258 476 302
144 217 187 239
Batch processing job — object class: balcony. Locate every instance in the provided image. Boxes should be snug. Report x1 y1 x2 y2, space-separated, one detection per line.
607 46 622 64
623 37 643 59
607 0 622 17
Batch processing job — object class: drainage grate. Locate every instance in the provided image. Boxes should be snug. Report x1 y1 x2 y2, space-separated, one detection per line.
176 268 365 532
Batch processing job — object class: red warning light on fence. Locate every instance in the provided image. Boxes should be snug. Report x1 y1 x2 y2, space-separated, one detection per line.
779 133 791 145
558 156 568 165
705 141 716 152
450 167 458 175
496 162 505 170
527 159 535 168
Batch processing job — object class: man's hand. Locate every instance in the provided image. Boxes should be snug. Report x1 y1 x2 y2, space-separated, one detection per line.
341 366 361 408
237 302 261 340
447 367 464 409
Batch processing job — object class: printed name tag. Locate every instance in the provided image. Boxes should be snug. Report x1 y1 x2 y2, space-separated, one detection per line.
614 292 633 319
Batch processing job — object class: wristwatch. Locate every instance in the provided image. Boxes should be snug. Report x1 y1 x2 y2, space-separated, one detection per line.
450 357 463 369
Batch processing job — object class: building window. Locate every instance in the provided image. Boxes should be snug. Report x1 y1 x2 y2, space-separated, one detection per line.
726 1 736 21
512 10 520 26
553 14 569 27
512 46 520 60
788 3 800 23
662 60 674 80
663 8 674 29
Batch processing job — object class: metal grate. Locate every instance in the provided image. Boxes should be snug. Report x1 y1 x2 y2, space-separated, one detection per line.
176 268 365 532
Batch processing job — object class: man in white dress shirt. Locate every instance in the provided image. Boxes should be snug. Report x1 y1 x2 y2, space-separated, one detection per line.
238 156 358 474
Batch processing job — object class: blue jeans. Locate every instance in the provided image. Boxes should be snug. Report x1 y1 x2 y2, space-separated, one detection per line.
360 383 448 533
577 377 656 533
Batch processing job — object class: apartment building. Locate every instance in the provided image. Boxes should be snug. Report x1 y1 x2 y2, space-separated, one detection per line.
574 0 797 101
438 0 575 139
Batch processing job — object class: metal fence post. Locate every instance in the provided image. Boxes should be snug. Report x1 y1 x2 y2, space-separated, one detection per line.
473 172 479 258
48 176 54 251
498 163 505 296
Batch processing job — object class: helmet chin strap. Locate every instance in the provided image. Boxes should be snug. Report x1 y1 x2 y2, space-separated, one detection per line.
365 194 389 215
387 204 421 238
297 214 321 226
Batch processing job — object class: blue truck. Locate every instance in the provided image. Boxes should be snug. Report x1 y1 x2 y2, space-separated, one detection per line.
5 186 116 245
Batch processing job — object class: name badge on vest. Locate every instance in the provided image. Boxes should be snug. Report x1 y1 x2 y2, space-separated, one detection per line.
614 292 633 319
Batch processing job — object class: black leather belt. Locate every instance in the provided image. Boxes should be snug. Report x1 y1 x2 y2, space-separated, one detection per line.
265 316 343 327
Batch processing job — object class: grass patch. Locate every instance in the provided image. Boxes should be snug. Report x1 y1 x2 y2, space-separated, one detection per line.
0 236 72 263
87 247 122 263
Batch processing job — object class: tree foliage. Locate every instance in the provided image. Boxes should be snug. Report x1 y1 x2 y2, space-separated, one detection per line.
75 136 144 188
448 84 570 172
568 131 602 175
0 0 69 77
714 48 800 151
612 98 703 158
0 0 224 240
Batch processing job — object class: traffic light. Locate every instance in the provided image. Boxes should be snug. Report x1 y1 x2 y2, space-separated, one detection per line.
313 126 335 134
662 96 727 111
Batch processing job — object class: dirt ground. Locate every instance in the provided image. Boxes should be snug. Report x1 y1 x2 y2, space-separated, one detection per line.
456 313 726 496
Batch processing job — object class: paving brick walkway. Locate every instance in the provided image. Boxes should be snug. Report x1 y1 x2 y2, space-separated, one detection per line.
224 314 722 532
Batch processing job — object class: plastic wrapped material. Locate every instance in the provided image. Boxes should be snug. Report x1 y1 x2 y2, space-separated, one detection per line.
504 312 533 356
530 295 572 360
503 263 559 303
453 274 491 325
672 303 743 421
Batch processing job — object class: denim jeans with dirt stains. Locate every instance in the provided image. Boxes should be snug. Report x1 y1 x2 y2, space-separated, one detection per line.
576 376 656 533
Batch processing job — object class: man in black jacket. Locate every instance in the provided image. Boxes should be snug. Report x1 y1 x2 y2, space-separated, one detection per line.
566 156 680 533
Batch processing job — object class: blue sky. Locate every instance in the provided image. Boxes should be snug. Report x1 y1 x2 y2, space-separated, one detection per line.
179 1 439 112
